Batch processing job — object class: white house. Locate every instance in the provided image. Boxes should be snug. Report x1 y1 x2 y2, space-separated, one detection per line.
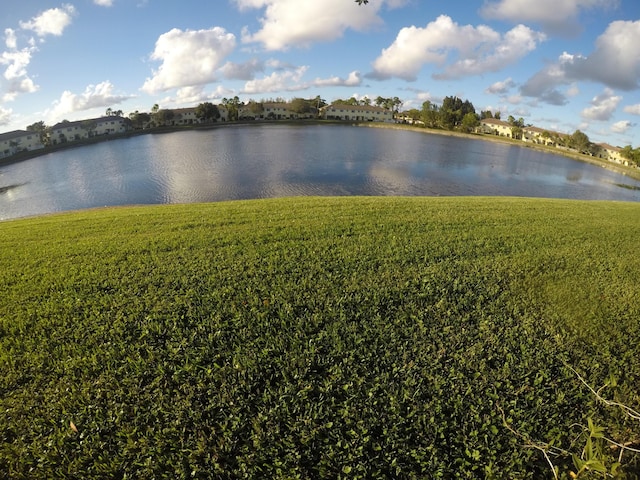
321 104 393 122
523 126 555 145
95 116 128 135
50 116 128 144
170 108 200 126
598 143 626 165
480 118 513 137
0 130 45 159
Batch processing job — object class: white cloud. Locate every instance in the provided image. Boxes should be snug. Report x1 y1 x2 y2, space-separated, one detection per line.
522 20 640 105
624 104 640 115
313 71 362 87
242 66 309 94
1 48 34 81
480 0 617 35
486 77 515 94
19 4 76 37
4 29 17 49
0 106 13 126
611 120 633 133
0 46 39 101
371 15 544 81
94 0 115 6
142 27 236 93
220 58 264 80
581 88 621 121
49 81 133 119
562 20 640 91
237 0 386 51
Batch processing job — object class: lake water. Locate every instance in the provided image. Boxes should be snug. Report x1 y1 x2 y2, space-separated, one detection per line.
2 124 640 220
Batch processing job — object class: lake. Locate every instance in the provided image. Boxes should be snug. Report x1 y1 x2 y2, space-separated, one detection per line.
2 124 640 220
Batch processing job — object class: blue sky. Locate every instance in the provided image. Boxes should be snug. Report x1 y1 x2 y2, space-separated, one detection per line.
1 0 639 147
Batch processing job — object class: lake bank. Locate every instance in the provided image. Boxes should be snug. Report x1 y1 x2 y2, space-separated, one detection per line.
360 122 640 181
3 119 639 181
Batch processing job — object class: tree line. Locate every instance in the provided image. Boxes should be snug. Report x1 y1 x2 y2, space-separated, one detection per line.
20 92 639 167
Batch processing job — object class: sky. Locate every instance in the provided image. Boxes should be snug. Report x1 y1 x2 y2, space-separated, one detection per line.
1 0 639 147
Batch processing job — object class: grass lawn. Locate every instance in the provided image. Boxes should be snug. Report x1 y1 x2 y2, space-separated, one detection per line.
1 196 639 479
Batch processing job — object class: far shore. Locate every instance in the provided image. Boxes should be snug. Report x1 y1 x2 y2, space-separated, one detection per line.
3 119 639 181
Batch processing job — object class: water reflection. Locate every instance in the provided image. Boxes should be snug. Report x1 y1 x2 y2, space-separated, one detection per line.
1 124 640 220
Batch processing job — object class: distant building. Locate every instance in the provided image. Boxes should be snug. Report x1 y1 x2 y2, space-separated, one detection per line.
523 126 555 145
321 104 393 122
50 116 128 145
479 118 513 137
0 130 45 159
170 108 200 126
598 143 626 164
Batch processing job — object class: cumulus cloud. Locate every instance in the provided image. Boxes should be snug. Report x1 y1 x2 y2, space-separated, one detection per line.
520 54 575 105
624 104 640 115
371 15 544 81
581 88 621 121
521 20 640 106
562 20 640 91
486 77 516 94
611 120 633 134
19 4 76 37
49 81 133 119
142 27 236 93
237 0 387 51
242 66 309 94
0 45 39 101
94 0 115 6
220 58 264 80
313 71 362 87
480 0 617 35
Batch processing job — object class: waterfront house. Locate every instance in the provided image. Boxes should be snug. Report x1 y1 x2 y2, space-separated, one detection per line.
0 130 45 159
597 143 626 165
523 126 555 145
480 118 513 137
321 104 393 122
170 108 200 126
50 116 128 145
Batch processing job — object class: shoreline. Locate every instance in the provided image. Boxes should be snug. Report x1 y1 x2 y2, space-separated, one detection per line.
2 119 639 181
358 122 640 181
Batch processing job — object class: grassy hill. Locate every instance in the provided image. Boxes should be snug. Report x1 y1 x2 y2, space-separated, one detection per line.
1 197 639 478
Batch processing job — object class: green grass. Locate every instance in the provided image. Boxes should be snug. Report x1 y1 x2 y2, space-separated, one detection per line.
1 197 639 479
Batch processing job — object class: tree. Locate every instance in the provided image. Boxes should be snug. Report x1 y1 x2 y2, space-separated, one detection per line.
129 111 151 130
621 145 640 166
195 102 221 123
511 126 523 140
289 98 311 114
153 109 174 127
440 96 476 130
355 0 368 3
222 97 241 121
569 129 591 154
421 100 439 128
26 121 48 145
313 95 326 110
461 112 480 132
405 109 421 124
